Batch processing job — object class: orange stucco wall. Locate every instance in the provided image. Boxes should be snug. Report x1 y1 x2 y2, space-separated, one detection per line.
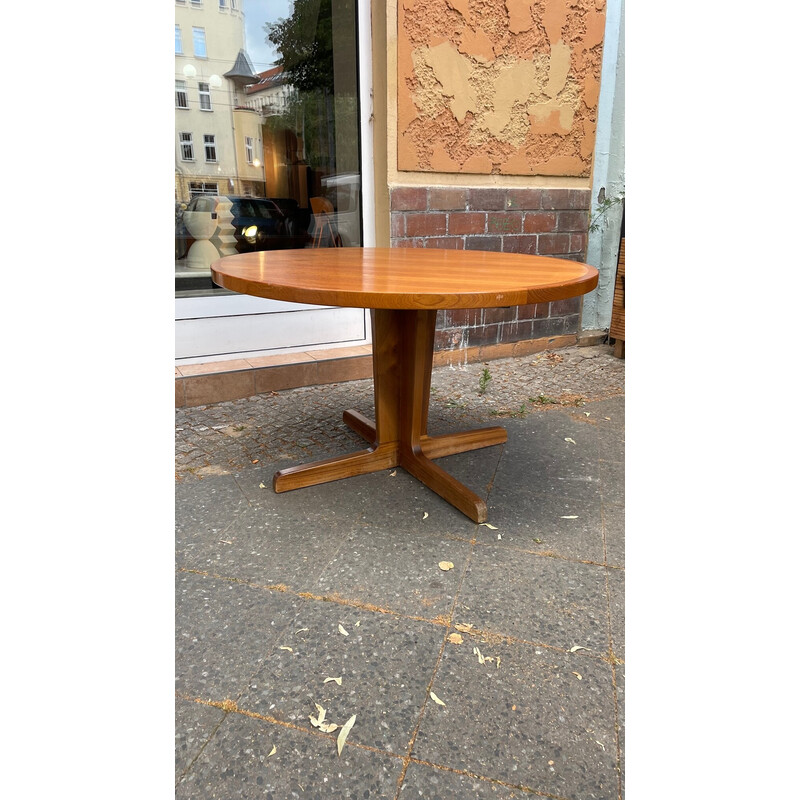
397 0 606 177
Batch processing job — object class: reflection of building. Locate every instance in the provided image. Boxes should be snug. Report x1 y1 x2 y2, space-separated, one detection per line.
174 0 263 201
244 67 293 116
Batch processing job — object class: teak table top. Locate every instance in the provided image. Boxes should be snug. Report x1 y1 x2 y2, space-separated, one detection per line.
210 247 599 310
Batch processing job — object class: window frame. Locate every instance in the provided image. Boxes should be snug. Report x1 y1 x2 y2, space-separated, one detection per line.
192 27 207 58
244 136 254 164
203 134 217 163
175 80 188 109
179 132 195 161
175 25 182 55
198 82 212 111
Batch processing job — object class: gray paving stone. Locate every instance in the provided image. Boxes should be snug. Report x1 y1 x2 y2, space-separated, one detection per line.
177 504 351 592
175 696 225 782
313 524 474 620
603 502 625 569
176 572 306 700
412 637 619 799
236 602 446 756
482 488 606 563
607 567 625 662
399 762 530 798
176 710 404 799
176 474 251 545
454 546 611 652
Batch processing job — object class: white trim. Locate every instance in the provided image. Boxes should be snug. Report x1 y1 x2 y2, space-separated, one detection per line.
357 0 375 247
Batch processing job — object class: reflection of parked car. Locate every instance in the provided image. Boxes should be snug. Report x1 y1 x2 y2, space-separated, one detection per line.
175 195 310 266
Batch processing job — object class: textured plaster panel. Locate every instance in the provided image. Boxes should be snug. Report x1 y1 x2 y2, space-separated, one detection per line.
397 0 606 177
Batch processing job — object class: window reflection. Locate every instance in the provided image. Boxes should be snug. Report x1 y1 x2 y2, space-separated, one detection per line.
175 0 362 295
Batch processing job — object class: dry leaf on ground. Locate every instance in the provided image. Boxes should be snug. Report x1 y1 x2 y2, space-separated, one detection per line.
480 523 498 530
438 561 454 571
455 623 474 633
324 676 343 685
430 691 446 706
565 437 577 444
338 624 349 636
447 633 463 644
569 645 590 653
337 715 357 756
267 745 276 757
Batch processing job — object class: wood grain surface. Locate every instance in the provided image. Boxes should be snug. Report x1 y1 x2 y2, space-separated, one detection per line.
211 247 598 310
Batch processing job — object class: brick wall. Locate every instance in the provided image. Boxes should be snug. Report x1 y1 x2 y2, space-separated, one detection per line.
390 186 592 355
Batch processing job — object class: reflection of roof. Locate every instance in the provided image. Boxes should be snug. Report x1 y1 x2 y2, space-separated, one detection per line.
223 50 259 84
246 66 288 95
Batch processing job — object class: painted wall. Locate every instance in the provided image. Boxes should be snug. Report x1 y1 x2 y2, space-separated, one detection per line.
397 0 607 176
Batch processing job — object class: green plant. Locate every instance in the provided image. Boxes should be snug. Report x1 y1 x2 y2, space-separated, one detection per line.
589 189 625 233
478 367 492 395
531 394 556 405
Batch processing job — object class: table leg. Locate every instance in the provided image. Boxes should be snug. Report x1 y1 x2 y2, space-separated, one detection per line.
273 308 507 523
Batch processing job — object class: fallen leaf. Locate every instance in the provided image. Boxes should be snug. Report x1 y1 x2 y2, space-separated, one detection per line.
584 412 591 417
268 745 276 757
219 539 232 544
596 740 605 750
564 437 576 444
480 523 498 530
572 671 582 680
295 628 309 634
354 621 360 627
279 646 293 653
324 676 343 685
309 704 327 728
496 657 501 669
422 512 429 520
319 722 338 733
389 470 396 477
447 633 463 645
604 417 611 421
430 691 446 706
560 515 579 519
259 482 266 489
455 623 474 632
474 646 486 664
497 534 502 540
252 459 259 464
338 624 349 636
569 645 590 653
438 561 455 571
337 715 357 756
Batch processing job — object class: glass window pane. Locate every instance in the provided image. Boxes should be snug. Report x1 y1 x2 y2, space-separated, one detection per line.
176 0 363 295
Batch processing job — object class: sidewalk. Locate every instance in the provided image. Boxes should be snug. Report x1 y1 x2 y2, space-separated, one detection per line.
175 344 625 799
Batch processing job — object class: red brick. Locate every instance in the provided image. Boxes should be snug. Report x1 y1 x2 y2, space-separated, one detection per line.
502 235 538 254
537 233 571 254
541 188 571 210
405 213 447 237
569 189 592 209
426 237 464 249
506 188 543 210
393 237 425 248
465 236 502 251
390 212 405 238
516 302 550 320
483 306 516 324
570 232 587 253
468 188 507 210
556 210 588 232
523 212 557 233
391 186 427 210
448 212 485 235
428 187 467 210
550 296 581 316
488 212 522 234
446 308 483 326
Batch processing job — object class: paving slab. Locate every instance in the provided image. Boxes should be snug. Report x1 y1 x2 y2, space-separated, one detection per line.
176 708 405 799
175 572 306 700
411 636 619 799
236 601 446 756
454 545 612 652
175 344 625 799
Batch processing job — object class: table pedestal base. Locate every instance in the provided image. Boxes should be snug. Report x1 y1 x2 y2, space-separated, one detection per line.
273 309 507 523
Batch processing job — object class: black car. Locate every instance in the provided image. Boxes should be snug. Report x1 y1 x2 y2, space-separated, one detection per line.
175 195 310 263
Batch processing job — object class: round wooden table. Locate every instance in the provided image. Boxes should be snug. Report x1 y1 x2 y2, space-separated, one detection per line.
211 248 598 523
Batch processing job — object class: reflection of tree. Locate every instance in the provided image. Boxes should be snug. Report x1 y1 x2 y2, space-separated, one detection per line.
263 0 358 178
265 0 354 93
